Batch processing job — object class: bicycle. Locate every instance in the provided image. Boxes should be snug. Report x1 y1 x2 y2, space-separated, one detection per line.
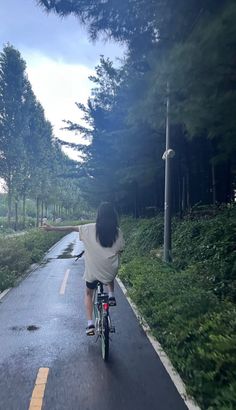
93 281 115 361
75 252 115 361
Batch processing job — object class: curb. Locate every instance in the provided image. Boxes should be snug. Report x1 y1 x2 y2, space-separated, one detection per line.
0 288 11 301
0 263 42 303
42 233 70 259
116 277 201 410
0 234 70 303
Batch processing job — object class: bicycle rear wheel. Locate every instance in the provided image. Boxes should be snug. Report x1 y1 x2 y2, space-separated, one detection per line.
93 289 100 334
101 316 109 361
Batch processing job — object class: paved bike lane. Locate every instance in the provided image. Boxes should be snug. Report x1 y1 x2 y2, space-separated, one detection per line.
0 233 189 410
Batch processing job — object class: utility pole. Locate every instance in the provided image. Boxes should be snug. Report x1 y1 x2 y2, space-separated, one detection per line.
162 82 175 262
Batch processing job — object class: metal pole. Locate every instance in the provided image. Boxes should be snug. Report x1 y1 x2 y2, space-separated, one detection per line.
163 82 172 262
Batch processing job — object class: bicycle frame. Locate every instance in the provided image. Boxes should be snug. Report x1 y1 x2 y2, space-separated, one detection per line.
93 282 114 361
75 254 114 360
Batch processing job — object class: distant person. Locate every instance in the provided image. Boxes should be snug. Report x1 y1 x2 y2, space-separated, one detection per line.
42 216 48 225
42 202 124 336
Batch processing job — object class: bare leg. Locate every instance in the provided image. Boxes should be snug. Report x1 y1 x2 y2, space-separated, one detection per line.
107 280 116 305
85 287 94 321
107 280 114 293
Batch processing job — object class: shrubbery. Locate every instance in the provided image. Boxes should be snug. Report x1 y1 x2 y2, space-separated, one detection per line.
0 220 89 292
120 207 236 409
172 208 236 301
0 229 65 292
0 216 37 232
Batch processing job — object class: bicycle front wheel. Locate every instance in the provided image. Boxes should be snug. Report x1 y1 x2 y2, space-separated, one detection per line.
101 316 109 361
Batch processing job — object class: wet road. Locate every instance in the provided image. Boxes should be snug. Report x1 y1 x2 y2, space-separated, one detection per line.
0 233 188 410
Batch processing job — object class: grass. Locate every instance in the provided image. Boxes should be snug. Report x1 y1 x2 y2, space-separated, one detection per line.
0 229 66 292
119 207 236 409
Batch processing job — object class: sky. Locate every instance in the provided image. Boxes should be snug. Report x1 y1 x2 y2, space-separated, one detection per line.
0 0 125 160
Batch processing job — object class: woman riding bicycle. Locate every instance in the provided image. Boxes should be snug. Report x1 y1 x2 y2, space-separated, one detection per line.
42 202 124 336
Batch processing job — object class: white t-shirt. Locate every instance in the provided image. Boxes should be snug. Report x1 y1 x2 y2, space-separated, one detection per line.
79 223 125 283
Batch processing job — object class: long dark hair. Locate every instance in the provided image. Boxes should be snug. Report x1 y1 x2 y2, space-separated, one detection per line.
96 202 119 247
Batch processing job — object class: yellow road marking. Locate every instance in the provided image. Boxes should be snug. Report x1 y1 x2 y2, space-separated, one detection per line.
29 368 49 410
60 268 70 295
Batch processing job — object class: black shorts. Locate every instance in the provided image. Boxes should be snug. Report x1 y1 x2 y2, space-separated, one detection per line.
86 280 99 290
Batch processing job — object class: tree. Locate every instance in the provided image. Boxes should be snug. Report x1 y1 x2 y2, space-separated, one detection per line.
0 44 29 224
38 0 222 49
38 0 236 214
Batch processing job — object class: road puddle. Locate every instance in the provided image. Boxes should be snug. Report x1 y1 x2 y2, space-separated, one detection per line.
27 325 40 331
57 243 74 258
10 325 40 332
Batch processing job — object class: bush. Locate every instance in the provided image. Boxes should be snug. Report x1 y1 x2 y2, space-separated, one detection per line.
172 209 236 301
0 237 31 275
120 209 236 409
121 216 163 262
0 220 89 292
0 229 65 292
0 267 17 291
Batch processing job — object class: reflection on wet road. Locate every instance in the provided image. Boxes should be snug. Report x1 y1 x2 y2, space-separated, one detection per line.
0 232 187 410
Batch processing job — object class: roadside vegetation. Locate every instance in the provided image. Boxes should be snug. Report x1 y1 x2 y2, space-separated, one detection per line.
0 1 236 407
0 200 235 409
0 219 90 293
119 206 236 410
0 229 66 292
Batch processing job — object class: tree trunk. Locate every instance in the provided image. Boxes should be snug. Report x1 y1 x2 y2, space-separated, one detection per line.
181 176 186 214
22 194 26 228
7 178 12 226
226 160 233 203
178 175 182 219
14 200 18 231
211 162 216 205
186 172 190 210
36 197 40 227
41 200 44 226
53 203 56 221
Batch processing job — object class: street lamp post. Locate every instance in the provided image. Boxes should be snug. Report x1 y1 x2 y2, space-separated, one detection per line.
162 82 175 263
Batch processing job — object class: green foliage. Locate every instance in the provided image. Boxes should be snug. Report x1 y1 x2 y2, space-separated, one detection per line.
120 210 236 409
0 44 89 228
0 216 36 232
44 1 236 212
22 229 62 263
0 267 17 290
168 2 236 150
0 237 31 276
0 44 28 216
0 230 65 291
172 208 236 300
121 216 163 262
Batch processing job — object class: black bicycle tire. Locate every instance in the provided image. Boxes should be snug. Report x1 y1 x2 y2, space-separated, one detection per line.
101 316 109 361
93 288 98 319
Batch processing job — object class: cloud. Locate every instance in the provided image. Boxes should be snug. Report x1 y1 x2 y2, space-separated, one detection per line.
0 0 125 161
25 51 93 144
0 0 124 66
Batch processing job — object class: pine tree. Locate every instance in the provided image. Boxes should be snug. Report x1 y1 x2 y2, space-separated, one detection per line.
0 45 29 224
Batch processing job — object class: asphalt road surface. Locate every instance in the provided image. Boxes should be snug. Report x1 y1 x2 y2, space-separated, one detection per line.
0 232 188 410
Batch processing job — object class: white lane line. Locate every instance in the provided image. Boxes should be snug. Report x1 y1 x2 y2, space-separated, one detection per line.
116 277 201 410
0 288 11 301
59 269 70 295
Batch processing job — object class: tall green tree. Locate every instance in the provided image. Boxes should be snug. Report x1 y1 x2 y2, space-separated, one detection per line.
39 0 236 213
0 44 29 224
38 0 222 49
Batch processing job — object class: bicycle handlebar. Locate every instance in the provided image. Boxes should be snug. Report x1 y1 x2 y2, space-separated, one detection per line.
75 250 85 260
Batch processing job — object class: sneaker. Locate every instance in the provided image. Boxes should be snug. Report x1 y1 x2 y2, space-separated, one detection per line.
108 296 117 307
86 324 95 336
